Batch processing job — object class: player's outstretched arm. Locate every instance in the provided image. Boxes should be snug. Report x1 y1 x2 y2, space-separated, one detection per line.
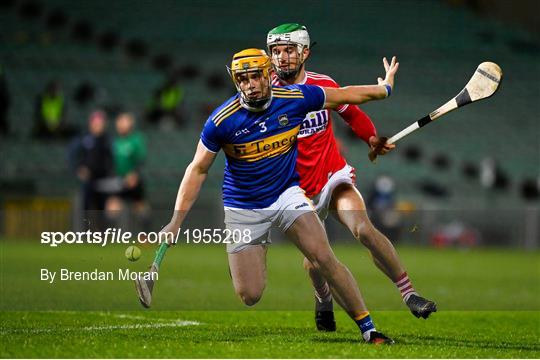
161 141 217 241
324 56 399 108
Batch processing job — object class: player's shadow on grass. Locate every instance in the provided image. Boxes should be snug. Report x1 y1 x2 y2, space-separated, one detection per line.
403 335 540 352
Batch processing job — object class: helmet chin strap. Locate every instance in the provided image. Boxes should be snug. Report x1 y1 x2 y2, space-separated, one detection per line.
277 68 298 81
239 81 272 111
239 95 272 112
277 63 306 85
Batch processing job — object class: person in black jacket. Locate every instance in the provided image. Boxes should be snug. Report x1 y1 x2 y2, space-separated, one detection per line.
68 111 113 228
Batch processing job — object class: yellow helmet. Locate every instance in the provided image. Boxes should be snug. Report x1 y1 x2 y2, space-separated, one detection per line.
228 48 273 109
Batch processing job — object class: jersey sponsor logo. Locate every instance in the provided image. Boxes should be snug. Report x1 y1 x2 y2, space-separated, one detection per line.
299 110 328 138
223 126 300 162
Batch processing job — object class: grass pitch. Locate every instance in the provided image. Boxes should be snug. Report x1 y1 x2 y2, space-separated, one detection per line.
2 311 539 358
1 240 539 358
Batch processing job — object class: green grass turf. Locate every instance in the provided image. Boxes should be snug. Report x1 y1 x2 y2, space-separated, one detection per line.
1 311 539 358
1 240 539 357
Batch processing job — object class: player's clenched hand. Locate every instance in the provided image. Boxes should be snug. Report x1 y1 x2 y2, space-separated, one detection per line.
159 220 181 246
368 136 395 162
377 56 399 90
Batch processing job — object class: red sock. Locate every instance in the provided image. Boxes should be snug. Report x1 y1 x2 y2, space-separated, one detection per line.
395 272 417 302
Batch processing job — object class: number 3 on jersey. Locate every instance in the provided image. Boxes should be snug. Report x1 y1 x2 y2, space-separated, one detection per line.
259 121 267 133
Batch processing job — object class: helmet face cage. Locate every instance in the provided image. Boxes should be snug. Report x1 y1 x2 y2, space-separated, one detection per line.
227 50 272 110
230 68 272 109
266 24 310 82
268 40 306 81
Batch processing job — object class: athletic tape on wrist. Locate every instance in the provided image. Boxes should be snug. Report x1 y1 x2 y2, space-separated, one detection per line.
384 84 392 97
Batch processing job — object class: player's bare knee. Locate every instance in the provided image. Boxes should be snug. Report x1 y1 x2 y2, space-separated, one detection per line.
351 221 374 244
241 295 260 307
234 280 265 306
309 251 338 275
238 289 263 306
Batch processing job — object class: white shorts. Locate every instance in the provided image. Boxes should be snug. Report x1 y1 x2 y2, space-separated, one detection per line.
224 185 315 253
311 164 356 220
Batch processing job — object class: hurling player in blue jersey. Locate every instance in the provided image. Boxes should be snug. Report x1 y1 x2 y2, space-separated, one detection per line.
136 49 399 344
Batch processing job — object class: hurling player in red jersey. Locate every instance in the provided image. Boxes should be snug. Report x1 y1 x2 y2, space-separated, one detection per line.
267 23 437 331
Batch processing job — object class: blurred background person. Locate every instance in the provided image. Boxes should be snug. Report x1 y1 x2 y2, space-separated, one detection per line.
431 220 480 248
145 76 185 129
367 175 403 243
106 112 149 231
33 80 77 140
68 110 113 229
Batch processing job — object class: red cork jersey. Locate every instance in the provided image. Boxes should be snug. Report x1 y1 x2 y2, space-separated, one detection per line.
272 71 377 197
273 71 348 197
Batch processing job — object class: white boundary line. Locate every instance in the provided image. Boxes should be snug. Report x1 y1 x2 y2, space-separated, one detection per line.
1 312 202 335
1 321 201 335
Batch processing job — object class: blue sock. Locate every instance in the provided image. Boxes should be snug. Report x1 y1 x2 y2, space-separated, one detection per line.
354 312 376 341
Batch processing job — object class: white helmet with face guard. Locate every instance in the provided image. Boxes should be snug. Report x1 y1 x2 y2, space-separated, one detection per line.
267 23 310 81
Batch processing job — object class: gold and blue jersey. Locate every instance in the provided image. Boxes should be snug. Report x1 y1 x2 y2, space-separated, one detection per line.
200 85 325 208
